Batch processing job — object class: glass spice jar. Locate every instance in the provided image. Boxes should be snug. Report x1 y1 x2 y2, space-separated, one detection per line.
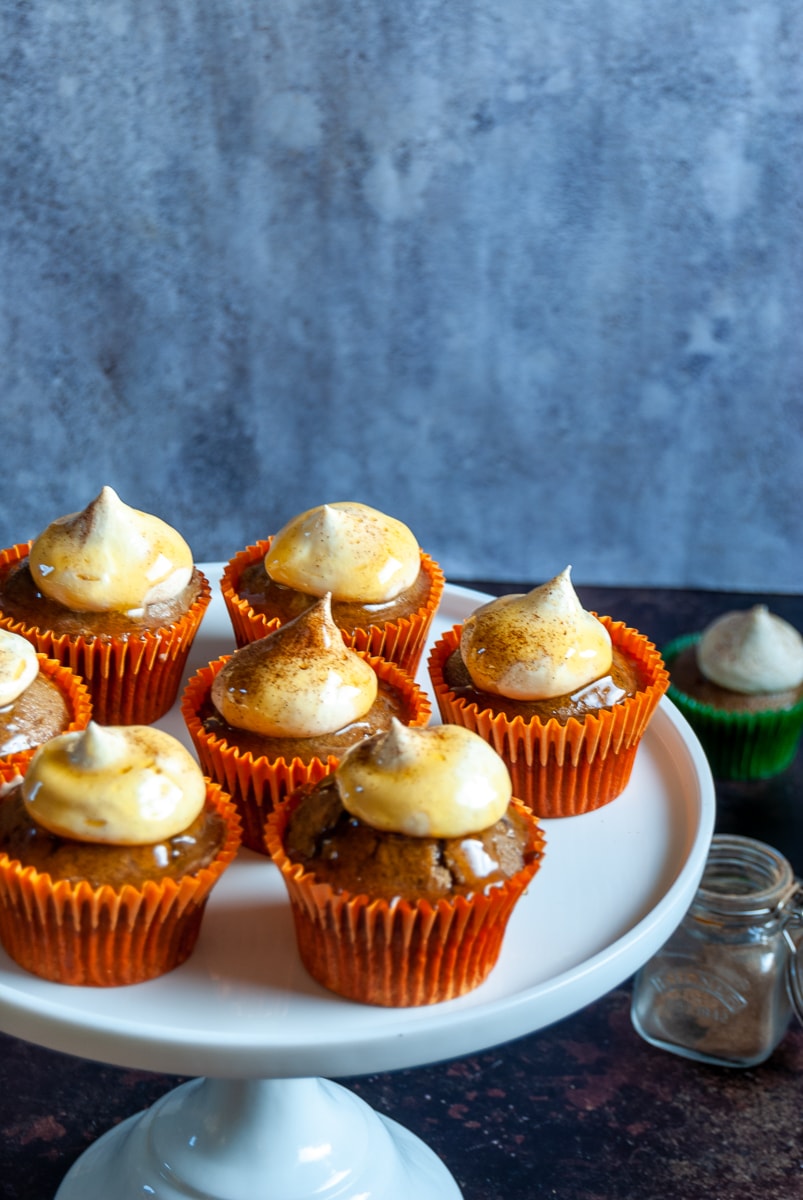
631 834 803 1068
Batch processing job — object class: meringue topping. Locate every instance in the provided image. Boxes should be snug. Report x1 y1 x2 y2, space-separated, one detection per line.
29 486 194 615
0 630 39 706
336 719 512 837
460 567 613 700
265 502 421 603
210 594 379 738
697 605 803 694
22 722 206 845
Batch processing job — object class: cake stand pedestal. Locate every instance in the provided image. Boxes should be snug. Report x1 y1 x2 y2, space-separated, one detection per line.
0 582 715 1200
56 1076 460 1200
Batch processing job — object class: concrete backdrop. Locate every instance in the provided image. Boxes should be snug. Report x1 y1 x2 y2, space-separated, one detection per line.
1 0 801 591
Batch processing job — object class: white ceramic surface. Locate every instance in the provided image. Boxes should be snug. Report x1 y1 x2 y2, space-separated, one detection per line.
55 1077 463 1200
0 570 716 1081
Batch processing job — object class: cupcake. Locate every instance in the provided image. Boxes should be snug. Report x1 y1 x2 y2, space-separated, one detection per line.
0 629 92 773
664 606 803 780
428 567 669 818
182 594 431 853
0 486 211 724
220 501 444 675
0 723 241 986
265 720 545 1006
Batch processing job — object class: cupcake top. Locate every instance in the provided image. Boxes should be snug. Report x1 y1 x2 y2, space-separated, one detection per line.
28 485 194 616
210 594 378 738
459 567 612 700
22 722 206 845
264 501 420 604
335 718 512 838
697 606 803 695
0 629 39 705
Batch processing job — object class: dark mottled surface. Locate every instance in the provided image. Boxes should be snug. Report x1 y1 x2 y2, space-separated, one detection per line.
1 583 802 1199
2 993 803 1200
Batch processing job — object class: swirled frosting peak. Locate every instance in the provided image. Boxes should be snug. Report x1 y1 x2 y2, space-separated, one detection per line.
336 719 512 837
265 501 420 603
697 606 803 694
21 722 206 845
29 485 194 614
0 629 39 706
460 567 613 700
210 594 379 738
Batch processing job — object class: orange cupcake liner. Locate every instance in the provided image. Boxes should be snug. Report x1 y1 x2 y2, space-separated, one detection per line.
181 652 432 854
0 781 241 987
428 616 670 818
0 761 23 788
1 654 92 773
220 539 445 675
0 543 211 725
265 792 545 1007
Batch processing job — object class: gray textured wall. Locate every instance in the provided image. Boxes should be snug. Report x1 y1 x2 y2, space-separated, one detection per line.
2 0 801 591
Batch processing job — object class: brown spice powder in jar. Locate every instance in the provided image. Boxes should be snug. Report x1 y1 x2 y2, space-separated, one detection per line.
631 835 801 1067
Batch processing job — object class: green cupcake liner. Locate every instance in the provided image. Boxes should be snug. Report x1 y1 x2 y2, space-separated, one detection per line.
664 634 803 781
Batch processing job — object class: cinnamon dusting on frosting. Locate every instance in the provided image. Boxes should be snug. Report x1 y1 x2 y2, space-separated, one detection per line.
210 594 378 738
460 567 612 700
265 502 420 603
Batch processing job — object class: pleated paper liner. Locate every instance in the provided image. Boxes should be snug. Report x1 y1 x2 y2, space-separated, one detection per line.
428 616 669 819
1 654 92 773
181 652 432 855
0 761 23 788
0 781 241 987
0 542 211 725
664 634 803 781
219 539 446 676
265 791 545 1007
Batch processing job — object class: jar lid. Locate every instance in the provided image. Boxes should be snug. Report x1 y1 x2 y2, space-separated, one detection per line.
692 834 797 919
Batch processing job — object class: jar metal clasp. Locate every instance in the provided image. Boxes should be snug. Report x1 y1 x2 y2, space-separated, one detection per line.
781 881 803 1024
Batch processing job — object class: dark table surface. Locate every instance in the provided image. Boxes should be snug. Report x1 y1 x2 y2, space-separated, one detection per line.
2 581 803 1200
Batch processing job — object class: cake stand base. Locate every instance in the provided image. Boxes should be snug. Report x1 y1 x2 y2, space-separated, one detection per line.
55 1075 463 1200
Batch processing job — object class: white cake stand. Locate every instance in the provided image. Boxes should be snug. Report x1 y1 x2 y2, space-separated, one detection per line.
0 577 716 1200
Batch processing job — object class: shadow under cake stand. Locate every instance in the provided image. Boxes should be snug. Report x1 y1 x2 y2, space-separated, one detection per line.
0 581 716 1199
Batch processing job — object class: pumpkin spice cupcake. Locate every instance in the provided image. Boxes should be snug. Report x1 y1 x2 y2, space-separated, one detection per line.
664 605 803 780
428 567 669 818
0 723 241 986
220 501 444 675
266 720 545 1007
0 487 211 725
182 594 431 853
0 628 92 773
